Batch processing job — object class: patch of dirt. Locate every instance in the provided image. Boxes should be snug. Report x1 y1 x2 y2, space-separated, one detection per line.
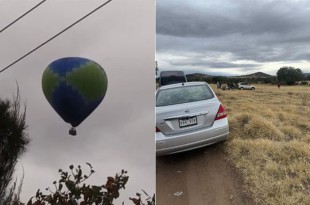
156 142 255 205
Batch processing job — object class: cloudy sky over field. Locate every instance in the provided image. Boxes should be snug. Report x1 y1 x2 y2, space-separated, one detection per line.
157 0 310 76
0 0 154 202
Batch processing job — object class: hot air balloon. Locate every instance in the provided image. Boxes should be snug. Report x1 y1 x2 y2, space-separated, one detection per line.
42 57 108 135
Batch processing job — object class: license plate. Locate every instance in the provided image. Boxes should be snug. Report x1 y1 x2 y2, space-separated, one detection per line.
179 117 197 128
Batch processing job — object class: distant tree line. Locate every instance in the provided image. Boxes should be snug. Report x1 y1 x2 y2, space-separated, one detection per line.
156 66 309 86
156 74 279 85
186 75 278 85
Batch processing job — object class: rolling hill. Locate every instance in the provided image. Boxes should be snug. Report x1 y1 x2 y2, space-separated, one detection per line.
185 71 274 79
235 72 273 78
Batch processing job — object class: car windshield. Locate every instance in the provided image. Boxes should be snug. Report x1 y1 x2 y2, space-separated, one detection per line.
156 84 214 107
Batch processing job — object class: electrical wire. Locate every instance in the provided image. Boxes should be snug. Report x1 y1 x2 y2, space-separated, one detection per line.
0 0 113 73
0 0 47 34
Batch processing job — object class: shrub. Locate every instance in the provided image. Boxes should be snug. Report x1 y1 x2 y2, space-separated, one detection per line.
300 81 308 85
13 164 155 205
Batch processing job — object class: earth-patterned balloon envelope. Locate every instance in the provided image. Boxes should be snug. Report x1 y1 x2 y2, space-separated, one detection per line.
42 57 108 127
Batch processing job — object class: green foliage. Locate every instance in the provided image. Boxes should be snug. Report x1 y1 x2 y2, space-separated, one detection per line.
0 86 29 203
187 74 277 85
262 76 278 84
300 81 308 85
129 191 155 205
22 164 155 205
277 66 304 85
186 74 211 83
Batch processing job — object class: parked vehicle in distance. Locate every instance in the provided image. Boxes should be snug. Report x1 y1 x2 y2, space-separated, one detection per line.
221 83 237 90
158 71 187 87
238 82 255 90
156 82 229 156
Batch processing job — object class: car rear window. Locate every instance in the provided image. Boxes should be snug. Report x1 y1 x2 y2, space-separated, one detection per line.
156 84 214 107
160 76 186 86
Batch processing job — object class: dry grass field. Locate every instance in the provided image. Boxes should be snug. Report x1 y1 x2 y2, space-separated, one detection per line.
212 84 310 205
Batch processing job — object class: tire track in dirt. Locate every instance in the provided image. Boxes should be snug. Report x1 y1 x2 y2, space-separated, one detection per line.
156 142 255 205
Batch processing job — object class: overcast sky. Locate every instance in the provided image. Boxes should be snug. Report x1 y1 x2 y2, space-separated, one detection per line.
0 0 155 203
157 0 310 76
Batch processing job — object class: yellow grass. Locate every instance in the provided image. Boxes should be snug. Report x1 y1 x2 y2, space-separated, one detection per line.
212 84 310 205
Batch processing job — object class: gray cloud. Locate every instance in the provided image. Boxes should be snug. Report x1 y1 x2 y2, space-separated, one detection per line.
172 61 258 69
157 0 310 74
157 0 310 38
168 55 259 69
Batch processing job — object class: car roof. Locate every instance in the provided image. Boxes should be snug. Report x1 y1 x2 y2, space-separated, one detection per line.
157 81 208 90
159 71 185 77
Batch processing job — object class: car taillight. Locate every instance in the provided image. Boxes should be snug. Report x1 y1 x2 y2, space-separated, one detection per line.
156 127 161 132
215 104 227 120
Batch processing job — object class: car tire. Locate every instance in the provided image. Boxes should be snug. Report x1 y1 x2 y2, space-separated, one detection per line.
241 87 244 90
251 87 255 90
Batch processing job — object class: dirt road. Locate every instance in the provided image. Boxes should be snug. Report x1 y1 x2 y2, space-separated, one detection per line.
156 142 255 205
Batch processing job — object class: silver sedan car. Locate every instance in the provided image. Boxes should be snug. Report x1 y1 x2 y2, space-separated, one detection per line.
156 82 229 156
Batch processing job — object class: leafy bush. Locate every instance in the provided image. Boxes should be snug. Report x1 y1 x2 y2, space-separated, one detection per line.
0 87 29 204
300 81 308 85
11 164 154 205
277 66 304 85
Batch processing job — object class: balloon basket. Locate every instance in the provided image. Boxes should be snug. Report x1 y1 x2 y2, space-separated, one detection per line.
69 127 77 136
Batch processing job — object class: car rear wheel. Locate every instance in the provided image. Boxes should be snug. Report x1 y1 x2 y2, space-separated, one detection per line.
241 87 244 90
251 87 255 90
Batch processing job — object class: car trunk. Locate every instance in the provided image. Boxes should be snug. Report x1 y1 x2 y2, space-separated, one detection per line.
156 98 220 136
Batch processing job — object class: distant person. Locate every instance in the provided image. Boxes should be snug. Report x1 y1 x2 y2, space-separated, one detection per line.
217 82 220 89
278 83 281 89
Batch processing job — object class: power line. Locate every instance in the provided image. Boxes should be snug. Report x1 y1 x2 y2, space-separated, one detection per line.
0 0 113 73
0 0 47 34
